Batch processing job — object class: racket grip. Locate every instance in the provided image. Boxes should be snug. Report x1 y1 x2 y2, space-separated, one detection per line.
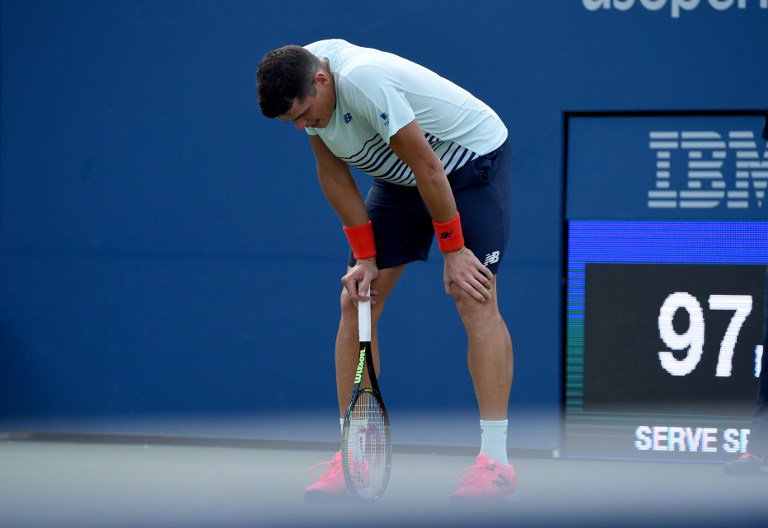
358 292 372 342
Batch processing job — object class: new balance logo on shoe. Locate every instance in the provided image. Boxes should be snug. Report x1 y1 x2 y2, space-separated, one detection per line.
491 472 513 492
451 454 517 501
484 251 500 267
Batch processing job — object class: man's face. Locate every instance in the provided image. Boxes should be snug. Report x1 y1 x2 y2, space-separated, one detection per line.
278 72 335 130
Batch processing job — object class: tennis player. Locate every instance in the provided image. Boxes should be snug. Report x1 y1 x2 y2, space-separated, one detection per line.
257 39 516 501
724 269 767 474
724 113 768 475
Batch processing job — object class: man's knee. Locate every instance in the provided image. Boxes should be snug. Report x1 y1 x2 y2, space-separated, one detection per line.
340 287 384 325
448 284 472 309
339 288 357 323
448 282 496 315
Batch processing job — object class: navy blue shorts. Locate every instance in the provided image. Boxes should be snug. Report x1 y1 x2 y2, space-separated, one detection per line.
348 139 512 274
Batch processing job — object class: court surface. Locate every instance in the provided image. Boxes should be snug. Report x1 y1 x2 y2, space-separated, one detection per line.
1 434 766 528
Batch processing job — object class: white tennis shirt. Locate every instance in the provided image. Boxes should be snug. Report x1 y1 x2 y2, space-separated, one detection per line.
304 39 507 187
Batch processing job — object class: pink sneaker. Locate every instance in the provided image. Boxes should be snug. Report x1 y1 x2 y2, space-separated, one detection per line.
304 451 371 502
450 454 517 502
304 451 348 502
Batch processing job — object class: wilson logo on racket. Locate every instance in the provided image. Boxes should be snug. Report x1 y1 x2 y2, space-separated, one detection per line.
354 348 366 384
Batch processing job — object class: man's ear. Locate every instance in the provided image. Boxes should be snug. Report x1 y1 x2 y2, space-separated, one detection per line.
314 71 330 87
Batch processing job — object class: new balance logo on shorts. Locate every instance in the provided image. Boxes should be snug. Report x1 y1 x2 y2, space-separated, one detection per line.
483 251 500 267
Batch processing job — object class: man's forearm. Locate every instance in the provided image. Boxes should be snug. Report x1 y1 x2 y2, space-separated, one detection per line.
412 164 458 224
317 170 369 227
388 120 458 224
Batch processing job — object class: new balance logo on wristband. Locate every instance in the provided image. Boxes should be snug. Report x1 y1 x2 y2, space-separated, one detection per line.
433 213 464 252
484 251 500 267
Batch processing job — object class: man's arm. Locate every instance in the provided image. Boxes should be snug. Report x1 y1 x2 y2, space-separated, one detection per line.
389 121 457 222
309 134 368 227
309 134 377 301
389 120 493 302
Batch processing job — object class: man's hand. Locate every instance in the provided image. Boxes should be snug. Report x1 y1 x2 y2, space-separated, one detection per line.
443 247 493 302
342 258 379 303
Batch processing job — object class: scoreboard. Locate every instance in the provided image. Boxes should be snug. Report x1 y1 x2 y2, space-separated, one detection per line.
563 112 767 461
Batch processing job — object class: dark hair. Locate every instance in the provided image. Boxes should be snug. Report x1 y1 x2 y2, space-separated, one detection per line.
256 45 322 118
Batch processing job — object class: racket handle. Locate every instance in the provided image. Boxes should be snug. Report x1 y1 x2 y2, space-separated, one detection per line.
358 290 372 342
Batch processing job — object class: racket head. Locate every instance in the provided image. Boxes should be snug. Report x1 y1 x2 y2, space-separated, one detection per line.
341 388 392 501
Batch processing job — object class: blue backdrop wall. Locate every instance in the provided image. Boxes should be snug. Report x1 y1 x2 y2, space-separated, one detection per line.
1 0 766 445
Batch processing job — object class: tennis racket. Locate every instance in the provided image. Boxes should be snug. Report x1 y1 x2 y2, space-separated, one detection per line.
341 294 392 501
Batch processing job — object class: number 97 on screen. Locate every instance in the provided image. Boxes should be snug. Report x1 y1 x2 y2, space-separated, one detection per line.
657 293 763 377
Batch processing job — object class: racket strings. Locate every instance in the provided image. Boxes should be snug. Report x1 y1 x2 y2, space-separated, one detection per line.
345 390 389 498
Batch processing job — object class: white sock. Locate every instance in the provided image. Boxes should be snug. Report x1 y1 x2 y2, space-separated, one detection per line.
340 418 345 434
480 419 509 466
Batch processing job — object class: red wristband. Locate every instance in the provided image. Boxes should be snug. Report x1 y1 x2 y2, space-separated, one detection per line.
343 221 377 260
433 213 464 253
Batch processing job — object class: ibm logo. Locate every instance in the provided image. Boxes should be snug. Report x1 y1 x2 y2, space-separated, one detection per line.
647 130 767 209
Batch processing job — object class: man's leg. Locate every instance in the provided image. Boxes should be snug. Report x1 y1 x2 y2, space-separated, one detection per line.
449 277 513 420
449 276 517 501
335 265 406 415
447 141 513 420
305 264 405 502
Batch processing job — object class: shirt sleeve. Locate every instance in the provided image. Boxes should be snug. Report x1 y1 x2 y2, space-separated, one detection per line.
340 66 415 144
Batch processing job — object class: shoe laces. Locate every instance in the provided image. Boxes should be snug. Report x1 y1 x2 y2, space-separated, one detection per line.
309 454 342 481
457 461 497 484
